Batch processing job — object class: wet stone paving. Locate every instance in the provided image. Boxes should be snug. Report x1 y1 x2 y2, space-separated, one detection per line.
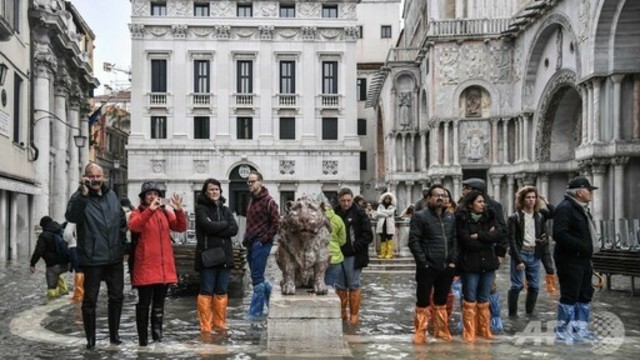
1 251 640 359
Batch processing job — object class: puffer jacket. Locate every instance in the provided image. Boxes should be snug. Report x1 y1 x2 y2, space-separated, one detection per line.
195 194 239 270
376 192 397 235
408 206 457 270
326 208 346 264
65 185 127 266
128 205 187 286
456 208 507 273
334 203 373 269
30 221 66 267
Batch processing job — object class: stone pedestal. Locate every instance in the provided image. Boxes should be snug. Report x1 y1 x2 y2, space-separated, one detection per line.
267 286 349 356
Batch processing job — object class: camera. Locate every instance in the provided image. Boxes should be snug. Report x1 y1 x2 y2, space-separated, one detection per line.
83 179 99 187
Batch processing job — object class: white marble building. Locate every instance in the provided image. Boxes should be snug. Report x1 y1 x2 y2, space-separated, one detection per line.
128 0 364 213
370 0 640 233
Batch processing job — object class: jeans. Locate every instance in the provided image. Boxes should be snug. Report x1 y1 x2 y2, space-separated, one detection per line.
82 262 124 316
247 241 272 286
334 256 362 290
540 246 555 275
324 263 341 287
199 267 231 295
45 264 67 289
415 266 455 307
461 271 495 303
510 252 541 291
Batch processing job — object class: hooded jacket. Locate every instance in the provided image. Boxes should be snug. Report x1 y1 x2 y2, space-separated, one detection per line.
30 221 66 267
65 184 127 267
195 194 239 270
325 208 347 264
128 204 187 286
376 192 397 235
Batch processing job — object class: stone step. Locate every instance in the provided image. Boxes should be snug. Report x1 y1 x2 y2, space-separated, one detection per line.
366 263 416 272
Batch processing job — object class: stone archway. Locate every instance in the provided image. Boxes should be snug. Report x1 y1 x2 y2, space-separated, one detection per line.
534 70 581 162
228 164 257 216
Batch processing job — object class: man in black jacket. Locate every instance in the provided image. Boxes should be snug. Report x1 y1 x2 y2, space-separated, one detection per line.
553 176 597 343
66 163 127 349
408 184 457 343
334 188 373 325
30 216 69 299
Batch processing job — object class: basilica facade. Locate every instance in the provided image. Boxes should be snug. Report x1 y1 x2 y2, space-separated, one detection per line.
370 0 640 234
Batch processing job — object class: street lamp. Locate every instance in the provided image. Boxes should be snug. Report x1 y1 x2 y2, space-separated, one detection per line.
73 134 87 148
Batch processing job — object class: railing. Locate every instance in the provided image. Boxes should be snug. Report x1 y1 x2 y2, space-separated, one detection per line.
386 47 421 63
234 93 255 107
148 92 168 106
427 18 511 37
599 219 640 250
277 94 298 107
191 93 212 107
320 94 340 108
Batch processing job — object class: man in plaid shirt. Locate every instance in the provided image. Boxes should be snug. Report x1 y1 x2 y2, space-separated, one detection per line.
243 171 280 320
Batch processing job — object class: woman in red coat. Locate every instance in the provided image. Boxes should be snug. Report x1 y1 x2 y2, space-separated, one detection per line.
129 180 187 346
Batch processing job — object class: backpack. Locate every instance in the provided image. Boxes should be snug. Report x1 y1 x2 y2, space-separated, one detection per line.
53 233 70 263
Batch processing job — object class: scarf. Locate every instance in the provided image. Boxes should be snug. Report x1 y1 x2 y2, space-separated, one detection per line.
566 192 598 253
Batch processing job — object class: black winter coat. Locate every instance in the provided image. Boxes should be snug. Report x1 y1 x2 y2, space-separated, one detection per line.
456 209 507 273
65 185 127 266
30 221 67 267
508 205 554 264
334 204 373 269
552 195 593 261
194 194 239 270
408 207 457 270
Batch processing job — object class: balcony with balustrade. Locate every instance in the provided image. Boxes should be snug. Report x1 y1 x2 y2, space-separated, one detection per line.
232 93 257 110
275 93 299 110
427 18 511 39
190 93 214 110
147 92 171 109
318 94 341 109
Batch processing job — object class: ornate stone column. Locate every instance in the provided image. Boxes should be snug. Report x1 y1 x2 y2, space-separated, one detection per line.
592 77 603 143
522 113 531 161
502 118 509 164
53 70 70 221
409 134 416 173
453 120 460 166
587 81 594 143
405 181 414 211
611 74 625 142
455 0 465 18
420 132 428 171
68 89 82 198
33 48 57 222
429 122 440 166
491 118 499 165
634 75 640 139
401 133 407 172
390 135 396 172
506 175 515 215
514 117 520 162
538 172 549 199
443 121 450 166
612 156 629 236
452 176 461 202
9 193 17 259
491 174 503 204
579 84 588 145
591 160 608 233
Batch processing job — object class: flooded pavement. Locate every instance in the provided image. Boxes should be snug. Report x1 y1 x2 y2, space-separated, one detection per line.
2 252 640 359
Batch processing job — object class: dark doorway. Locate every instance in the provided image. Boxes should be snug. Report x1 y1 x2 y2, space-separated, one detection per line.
462 169 487 184
229 164 257 216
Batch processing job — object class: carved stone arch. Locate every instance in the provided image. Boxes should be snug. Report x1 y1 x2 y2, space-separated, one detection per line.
452 79 498 117
592 0 640 72
534 69 580 162
522 13 581 107
227 162 260 216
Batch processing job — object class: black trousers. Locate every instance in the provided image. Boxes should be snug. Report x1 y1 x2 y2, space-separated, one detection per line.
555 257 593 305
82 262 124 315
415 266 455 307
540 246 555 275
137 284 168 311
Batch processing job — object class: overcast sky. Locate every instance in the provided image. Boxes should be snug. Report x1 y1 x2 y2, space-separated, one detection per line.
71 0 132 95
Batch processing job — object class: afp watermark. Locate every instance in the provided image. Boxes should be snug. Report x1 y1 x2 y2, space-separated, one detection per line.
513 310 625 355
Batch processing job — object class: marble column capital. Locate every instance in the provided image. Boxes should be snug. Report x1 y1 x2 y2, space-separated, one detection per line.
506 174 515 185
610 74 626 84
490 174 503 182
405 180 415 186
590 160 608 175
611 156 629 167
34 51 57 78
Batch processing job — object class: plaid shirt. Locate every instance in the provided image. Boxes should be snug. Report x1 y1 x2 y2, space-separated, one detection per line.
244 187 280 245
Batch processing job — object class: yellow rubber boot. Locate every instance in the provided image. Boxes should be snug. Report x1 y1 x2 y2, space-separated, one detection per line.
46 289 59 299
57 276 69 295
378 241 386 259
384 240 395 259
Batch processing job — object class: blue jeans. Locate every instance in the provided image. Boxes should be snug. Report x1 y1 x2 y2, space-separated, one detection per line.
510 252 540 292
462 271 495 303
334 256 361 291
199 267 231 295
324 263 341 287
247 241 272 286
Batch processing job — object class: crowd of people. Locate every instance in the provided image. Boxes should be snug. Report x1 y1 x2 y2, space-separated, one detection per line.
28 162 598 348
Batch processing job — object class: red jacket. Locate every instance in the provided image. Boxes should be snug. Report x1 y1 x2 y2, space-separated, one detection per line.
129 205 187 286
